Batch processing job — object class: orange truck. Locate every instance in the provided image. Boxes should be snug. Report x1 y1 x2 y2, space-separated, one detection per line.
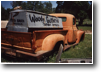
1 8 85 61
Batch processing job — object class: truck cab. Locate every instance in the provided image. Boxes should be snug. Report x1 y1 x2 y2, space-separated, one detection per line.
49 13 85 44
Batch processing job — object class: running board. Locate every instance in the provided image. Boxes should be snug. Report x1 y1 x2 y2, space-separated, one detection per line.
64 43 78 51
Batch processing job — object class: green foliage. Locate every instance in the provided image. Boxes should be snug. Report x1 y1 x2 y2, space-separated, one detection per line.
47 34 92 63
1 1 55 20
78 10 88 19
83 19 92 24
61 34 92 58
56 1 92 25
78 26 92 31
10 1 53 14
26 1 39 10
43 1 52 14
1 5 6 20
1 5 13 20
10 1 23 8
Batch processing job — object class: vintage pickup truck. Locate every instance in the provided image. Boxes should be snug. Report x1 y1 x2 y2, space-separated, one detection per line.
1 8 85 61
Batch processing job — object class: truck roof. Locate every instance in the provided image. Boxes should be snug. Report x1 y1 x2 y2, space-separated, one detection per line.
49 13 75 18
10 9 44 14
10 9 54 17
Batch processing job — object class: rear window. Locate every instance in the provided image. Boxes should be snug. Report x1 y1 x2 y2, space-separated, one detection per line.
59 17 66 22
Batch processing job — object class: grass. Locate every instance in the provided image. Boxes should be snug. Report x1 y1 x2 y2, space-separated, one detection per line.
47 34 92 63
61 34 92 58
78 26 92 31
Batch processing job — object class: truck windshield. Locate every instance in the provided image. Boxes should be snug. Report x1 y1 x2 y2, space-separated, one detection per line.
59 17 66 22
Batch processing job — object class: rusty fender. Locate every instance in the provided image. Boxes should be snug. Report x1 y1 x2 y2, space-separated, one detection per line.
76 30 85 43
42 34 65 51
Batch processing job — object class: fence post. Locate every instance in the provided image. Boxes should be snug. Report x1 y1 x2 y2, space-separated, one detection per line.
56 44 63 63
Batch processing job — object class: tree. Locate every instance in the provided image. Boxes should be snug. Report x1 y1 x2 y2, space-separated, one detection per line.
6 8 13 19
56 1 91 25
88 1 92 20
1 5 12 20
43 1 52 14
26 1 39 10
1 1 53 20
55 1 64 13
36 1 44 12
10 1 53 14
21 2 27 10
52 8 56 13
1 5 7 20
11 1 23 9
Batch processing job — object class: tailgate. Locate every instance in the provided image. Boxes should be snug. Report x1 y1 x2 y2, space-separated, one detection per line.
1 30 32 48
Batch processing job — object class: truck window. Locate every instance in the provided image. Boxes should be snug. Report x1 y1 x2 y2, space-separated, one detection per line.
73 18 76 25
59 17 66 22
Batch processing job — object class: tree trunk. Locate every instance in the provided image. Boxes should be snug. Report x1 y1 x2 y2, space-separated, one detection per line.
79 18 83 25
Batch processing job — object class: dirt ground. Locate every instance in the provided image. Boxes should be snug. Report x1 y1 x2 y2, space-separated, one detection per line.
1 20 92 34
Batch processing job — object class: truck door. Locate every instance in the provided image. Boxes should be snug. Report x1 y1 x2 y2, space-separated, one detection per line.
72 18 77 42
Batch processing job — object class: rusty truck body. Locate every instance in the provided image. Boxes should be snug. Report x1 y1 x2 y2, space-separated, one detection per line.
1 9 85 61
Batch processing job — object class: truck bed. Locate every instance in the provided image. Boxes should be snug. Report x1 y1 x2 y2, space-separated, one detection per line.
1 29 32 48
2 29 76 61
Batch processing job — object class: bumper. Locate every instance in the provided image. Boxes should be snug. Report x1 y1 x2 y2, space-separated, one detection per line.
1 44 49 61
